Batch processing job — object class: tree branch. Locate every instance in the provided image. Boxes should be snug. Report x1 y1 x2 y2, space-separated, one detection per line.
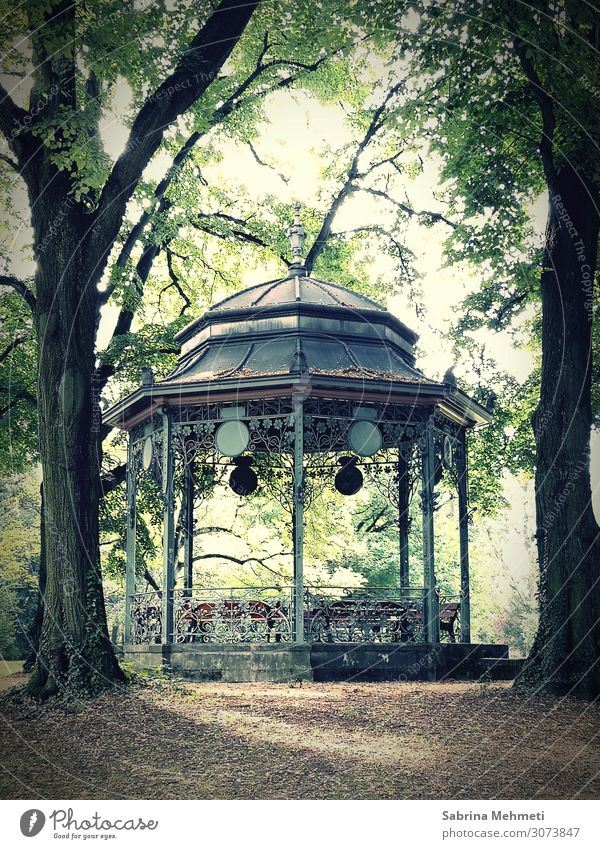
304 82 404 273
247 139 289 183
97 133 203 309
162 248 191 317
89 0 261 278
98 48 330 309
192 552 290 576
512 35 556 180
144 569 160 592
192 213 288 263
492 290 529 328
330 224 411 275
356 149 403 179
27 0 76 113
359 186 456 228
96 30 337 382
0 388 36 419
96 208 173 389
0 274 36 310
100 463 127 497
0 334 29 363
0 152 20 172
0 82 28 156
194 526 243 538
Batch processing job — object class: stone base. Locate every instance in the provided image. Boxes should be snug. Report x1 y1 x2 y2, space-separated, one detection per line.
310 641 509 682
124 642 313 683
124 641 513 683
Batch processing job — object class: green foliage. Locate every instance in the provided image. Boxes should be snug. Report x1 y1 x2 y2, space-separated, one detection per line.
0 294 37 472
0 476 40 659
404 0 600 428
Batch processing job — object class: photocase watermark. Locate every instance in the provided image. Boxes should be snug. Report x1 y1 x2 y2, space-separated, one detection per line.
123 70 217 155
533 406 554 441
151 70 217 103
35 196 77 258
9 85 61 141
20 809 46 837
550 193 594 321
19 807 158 839
91 368 104 435
397 643 443 682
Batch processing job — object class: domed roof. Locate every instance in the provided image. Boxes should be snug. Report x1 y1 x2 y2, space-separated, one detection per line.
167 267 422 386
206 273 386 314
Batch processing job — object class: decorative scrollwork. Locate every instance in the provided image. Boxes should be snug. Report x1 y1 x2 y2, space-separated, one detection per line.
246 398 295 419
173 420 216 453
361 444 420 510
173 409 295 457
172 425 202 465
176 403 221 424
304 398 355 420
129 438 144 483
433 411 463 440
129 414 165 484
380 421 421 449
129 591 162 644
127 586 449 645
304 416 350 452
172 587 293 643
247 415 295 453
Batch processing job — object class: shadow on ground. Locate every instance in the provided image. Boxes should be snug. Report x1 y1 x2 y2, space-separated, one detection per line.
1 675 598 799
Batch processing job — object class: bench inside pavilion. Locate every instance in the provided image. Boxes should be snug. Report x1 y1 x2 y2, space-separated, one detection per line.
104 209 512 682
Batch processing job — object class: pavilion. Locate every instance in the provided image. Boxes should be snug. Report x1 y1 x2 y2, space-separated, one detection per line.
104 209 512 682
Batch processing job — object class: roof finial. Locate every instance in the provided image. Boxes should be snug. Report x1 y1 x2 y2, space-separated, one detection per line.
287 201 306 271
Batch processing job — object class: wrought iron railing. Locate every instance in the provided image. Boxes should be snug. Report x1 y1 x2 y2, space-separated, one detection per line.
130 590 162 644
127 585 450 645
304 586 427 643
172 586 294 644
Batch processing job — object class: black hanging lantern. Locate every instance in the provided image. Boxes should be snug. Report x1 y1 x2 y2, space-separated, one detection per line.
229 456 258 496
334 456 363 496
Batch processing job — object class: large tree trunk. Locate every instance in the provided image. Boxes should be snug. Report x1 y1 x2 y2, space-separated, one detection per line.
26 168 123 698
521 163 600 699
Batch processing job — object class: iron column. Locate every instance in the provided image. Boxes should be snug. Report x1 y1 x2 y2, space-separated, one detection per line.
124 436 136 644
421 416 439 642
398 447 410 588
161 408 175 645
457 428 471 643
182 457 194 595
292 394 305 642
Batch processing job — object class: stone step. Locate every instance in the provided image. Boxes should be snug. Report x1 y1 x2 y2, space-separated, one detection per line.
479 657 525 681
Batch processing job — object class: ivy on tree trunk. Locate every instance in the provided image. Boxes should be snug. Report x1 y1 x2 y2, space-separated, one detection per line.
521 165 600 699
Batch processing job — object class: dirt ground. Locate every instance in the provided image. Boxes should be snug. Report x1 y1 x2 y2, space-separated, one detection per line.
1 673 599 800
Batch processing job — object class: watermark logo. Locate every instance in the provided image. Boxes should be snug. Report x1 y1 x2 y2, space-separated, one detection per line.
19 809 46 837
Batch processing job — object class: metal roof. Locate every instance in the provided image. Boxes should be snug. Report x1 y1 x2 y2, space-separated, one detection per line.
167 268 420 384
103 265 492 430
206 274 387 313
